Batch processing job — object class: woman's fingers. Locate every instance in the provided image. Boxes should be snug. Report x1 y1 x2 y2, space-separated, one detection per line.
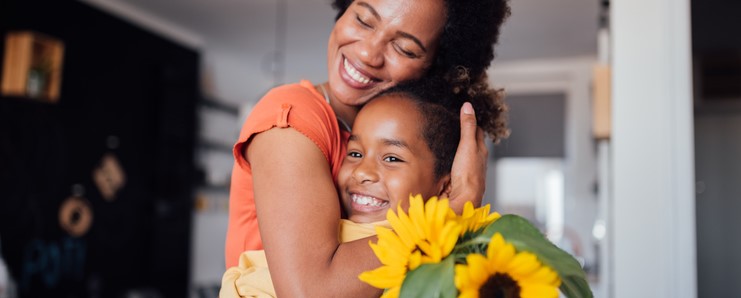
460 102 478 140
478 127 488 154
448 102 488 212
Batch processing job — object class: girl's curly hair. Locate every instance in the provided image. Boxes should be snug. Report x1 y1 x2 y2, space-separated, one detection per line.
331 0 511 142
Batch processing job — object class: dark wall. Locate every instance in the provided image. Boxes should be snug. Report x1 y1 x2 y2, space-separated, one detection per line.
692 0 741 297
692 0 741 104
0 0 198 297
493 93 566 158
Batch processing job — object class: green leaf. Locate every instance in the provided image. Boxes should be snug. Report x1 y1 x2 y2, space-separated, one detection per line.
482 214 593 298
399 257 457 298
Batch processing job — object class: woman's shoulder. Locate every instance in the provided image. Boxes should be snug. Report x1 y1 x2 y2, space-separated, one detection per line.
259 80 325 108
241 80 339 145
233 79 340 172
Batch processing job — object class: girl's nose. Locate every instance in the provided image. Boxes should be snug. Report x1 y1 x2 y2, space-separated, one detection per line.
352 159 379 184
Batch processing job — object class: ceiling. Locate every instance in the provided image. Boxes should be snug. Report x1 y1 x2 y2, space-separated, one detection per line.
104 0 599 62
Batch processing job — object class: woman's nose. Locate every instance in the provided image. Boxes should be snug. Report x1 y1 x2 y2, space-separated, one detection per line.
352 159 379 183
357 36 385 68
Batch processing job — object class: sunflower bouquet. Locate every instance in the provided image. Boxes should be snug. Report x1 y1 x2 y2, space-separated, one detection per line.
359 195 592 298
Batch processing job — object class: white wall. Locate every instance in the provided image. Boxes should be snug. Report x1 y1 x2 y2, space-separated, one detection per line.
201 1 334 108
611 0 696 297
488 56 599 274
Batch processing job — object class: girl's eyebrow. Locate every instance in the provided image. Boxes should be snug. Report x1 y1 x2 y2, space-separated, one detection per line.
348 135 409 150
382 138 409 150
356 1 427 53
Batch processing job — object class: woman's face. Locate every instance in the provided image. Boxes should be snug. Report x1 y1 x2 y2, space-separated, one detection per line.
338 95 448 223
327 0 446 107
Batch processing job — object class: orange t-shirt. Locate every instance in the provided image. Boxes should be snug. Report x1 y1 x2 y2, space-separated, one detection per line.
224 80 349 268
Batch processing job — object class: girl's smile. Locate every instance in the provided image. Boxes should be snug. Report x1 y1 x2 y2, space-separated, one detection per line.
338 94 448 223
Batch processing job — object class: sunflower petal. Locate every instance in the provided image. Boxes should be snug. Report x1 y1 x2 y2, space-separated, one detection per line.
358 265 406 289
386 209 417 249
408 194 428 242
380 286 401 298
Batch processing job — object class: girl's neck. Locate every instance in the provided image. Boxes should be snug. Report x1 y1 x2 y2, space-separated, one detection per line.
319 82 358 132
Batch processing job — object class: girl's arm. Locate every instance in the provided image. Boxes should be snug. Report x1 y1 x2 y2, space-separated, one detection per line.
248 127 383 297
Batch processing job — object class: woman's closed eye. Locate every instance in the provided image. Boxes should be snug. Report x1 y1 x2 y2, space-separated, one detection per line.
355 14 372 29
393 43 419 59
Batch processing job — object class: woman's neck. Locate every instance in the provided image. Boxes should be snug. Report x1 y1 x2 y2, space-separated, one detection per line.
319 82 358 131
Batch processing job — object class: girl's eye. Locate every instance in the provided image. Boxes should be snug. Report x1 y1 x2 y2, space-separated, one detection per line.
348 151 363 158
356 15 372 28
383 156 403 162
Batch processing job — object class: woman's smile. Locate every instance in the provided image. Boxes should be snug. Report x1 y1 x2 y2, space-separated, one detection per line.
341 55 378 88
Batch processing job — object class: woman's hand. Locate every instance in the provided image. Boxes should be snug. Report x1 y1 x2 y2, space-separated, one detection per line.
448 102 489 213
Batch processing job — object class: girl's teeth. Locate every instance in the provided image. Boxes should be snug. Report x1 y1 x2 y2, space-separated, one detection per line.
344 59 371 84
352 194 387 207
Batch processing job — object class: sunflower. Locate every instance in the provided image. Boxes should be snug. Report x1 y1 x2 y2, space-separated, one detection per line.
455 233 561 298
456 202 501 235
359 194 462 298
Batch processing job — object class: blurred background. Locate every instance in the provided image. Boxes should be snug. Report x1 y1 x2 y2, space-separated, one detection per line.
0 0 738 297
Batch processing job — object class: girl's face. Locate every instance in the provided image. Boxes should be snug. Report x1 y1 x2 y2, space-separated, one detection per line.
326 0 446 108
338 95 449 223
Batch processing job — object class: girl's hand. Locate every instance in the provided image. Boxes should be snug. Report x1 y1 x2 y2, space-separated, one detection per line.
448 102 488 213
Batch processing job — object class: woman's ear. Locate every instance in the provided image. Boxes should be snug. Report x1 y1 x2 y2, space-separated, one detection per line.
437 175 452 199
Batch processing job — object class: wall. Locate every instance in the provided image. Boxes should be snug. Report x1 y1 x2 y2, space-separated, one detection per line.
694 114 741 297
611 0 696 297
0 0 198 297
488 57 600 280
692 0 741 296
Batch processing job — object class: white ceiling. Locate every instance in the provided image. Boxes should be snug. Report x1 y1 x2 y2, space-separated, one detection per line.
106 0 598 62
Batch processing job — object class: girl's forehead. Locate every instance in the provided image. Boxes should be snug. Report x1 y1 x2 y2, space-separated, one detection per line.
362 95 419 120
358 95 422 127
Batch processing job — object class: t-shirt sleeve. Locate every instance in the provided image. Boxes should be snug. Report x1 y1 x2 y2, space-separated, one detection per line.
232 83 338 171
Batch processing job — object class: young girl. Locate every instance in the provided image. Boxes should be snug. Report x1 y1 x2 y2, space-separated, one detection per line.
221 84 464 297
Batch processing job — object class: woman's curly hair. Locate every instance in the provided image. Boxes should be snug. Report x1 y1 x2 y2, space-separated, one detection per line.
330 0 511 142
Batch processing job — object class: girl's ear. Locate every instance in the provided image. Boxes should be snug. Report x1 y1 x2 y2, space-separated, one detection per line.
437 174 452 199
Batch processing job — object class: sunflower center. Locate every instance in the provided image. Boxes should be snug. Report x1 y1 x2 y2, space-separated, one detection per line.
479 273 521 298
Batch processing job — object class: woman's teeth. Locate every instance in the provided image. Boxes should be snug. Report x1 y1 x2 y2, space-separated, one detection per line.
344 59 372 84
351 194 388 207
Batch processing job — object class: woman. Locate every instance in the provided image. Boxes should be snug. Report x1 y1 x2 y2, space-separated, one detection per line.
225 0 510 296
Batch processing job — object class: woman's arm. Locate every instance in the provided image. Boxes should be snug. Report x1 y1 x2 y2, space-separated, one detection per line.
248 127 383 297
448 102 489 212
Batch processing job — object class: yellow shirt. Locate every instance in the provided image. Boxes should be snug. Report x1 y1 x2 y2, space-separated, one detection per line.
220 219 389 298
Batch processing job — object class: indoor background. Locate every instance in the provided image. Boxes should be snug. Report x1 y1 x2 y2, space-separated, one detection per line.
0 0 738 297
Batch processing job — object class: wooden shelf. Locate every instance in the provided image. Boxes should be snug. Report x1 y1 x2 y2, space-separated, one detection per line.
1 31 65 102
